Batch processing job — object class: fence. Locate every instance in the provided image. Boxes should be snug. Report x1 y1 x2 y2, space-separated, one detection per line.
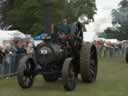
97 46 127 58
0 53 24 78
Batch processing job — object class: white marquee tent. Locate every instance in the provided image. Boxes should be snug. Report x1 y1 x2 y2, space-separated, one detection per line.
0 30 26 47
0 30 26 39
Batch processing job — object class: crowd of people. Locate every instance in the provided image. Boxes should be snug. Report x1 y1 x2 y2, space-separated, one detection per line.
0 37 34 77
95 40 128 58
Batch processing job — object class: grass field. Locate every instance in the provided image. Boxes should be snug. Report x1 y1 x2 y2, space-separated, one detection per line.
0 57 128 96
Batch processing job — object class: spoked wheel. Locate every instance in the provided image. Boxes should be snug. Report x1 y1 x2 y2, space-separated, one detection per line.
17 56 34 89
89 47 97 81
126 48 128 63
80 42 98 83
62 58 76 91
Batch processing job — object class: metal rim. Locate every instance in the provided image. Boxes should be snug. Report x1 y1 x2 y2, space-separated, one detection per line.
21 61 33 87
89 48 97 80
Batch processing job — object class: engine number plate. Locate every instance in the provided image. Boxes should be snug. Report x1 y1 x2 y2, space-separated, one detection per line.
40 50 48 54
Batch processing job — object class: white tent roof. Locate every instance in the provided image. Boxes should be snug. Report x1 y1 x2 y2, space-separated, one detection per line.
105 39 119 43
0 31 13 40
0 30 25 38
0 30 26 39
97 38 120 44
0 30 26 47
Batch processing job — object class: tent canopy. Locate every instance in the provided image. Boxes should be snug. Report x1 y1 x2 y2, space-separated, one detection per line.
0 30 26 39
34 33 46 40
7 30 26 39
0 30 26 47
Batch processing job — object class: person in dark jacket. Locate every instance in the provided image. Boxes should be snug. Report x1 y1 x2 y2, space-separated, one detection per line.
58 18 71 37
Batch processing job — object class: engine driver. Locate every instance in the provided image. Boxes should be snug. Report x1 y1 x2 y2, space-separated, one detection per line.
58 18 71 39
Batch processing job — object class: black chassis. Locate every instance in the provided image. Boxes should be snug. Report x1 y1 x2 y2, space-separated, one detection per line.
31 30 82 78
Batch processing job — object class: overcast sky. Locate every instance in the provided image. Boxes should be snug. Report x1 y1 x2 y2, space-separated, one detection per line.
86 0 121 32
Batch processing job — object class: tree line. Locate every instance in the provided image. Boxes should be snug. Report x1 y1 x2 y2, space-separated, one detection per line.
5 0 96 36
102 0 128 40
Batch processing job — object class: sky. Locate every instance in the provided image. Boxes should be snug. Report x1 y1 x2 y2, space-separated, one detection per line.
86 0 121 32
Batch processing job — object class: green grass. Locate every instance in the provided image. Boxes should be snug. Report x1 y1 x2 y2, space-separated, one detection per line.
0 57 128 96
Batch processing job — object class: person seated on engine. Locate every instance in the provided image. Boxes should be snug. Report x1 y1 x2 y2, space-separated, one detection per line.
56 18 75 48
58 18 71 39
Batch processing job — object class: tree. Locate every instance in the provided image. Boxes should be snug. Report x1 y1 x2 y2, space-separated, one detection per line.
111 0 128 40
64 0 96 21
6 0 96 35
119 0 128 8
103 27 119 39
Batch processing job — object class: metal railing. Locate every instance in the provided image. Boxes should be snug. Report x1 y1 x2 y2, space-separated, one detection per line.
0 53 24 78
